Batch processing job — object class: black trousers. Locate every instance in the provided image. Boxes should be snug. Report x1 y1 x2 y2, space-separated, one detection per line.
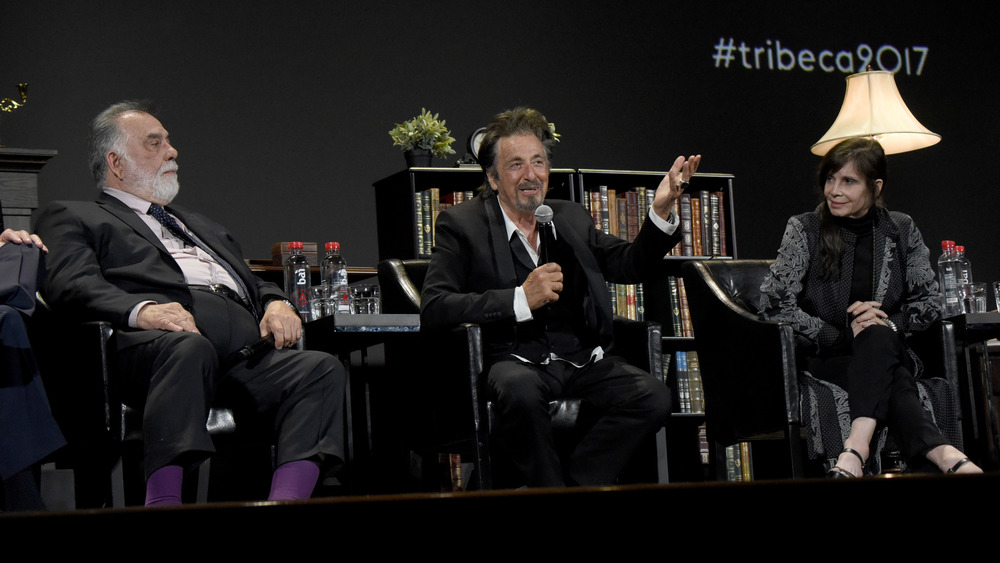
805 325 948 460
487 355 670 487
118 291 346 479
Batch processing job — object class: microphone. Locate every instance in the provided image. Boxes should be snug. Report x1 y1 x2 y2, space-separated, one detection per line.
534 204 554 265
223 334 275 371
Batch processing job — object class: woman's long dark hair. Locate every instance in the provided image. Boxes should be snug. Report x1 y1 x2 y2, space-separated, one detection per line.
816 137 888 280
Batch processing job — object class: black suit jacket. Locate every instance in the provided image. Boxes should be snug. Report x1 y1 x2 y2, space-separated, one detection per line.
34 192 285 349
420 191 680 362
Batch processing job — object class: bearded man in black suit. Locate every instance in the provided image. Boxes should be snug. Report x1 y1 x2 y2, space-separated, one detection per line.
421 107 700 487
35 101 345 506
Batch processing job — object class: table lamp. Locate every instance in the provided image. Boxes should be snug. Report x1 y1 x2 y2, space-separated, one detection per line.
811 69 940 156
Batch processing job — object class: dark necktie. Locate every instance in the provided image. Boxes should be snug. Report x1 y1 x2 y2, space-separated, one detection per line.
148 203 197 247
147 203 257 318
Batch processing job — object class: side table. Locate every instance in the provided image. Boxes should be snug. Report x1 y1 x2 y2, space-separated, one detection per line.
949 312 1000 470
302 313 419 484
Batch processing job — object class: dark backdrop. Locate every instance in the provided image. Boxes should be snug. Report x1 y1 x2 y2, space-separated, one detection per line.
2 2 997 289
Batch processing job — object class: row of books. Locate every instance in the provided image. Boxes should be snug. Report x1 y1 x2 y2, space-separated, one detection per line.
415 188 475 255
607 276 696 333
416 185 731 260
581 185 730 257
668 350 705 414
608 282 645 321
696 423 753 481
583 185 652 242
671 190 730 258
588 187 650 322
724 443 754 482
666 276 694 337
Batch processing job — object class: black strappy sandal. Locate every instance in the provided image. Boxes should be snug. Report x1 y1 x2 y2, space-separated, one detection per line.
827 447 866 478
947 458 972 474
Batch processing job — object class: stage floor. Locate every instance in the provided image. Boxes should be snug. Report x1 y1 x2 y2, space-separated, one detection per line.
3 471 995 546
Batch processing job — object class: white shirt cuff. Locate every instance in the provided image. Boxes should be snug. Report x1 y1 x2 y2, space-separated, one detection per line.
647 207 679 235
129 300 156 328
514 286 533 322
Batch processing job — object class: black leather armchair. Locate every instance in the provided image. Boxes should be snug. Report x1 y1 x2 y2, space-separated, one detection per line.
377 258 668 489
30 300 260 507
681 259 963 478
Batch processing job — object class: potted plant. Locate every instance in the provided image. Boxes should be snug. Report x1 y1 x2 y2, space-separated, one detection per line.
388 108 456 167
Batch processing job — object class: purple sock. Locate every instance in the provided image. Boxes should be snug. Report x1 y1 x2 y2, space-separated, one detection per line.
145 465 184 507
268 460 320 501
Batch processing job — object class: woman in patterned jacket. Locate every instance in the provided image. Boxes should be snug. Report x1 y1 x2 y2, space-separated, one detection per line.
758 137 980 477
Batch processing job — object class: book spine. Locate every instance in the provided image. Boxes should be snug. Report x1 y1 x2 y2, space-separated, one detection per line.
616 195 627 241
714 190 728 257
699 190 711 256
607 188 617 238
670 198 681 256
740 442 754 481
636 187 647 229
679 194 693 256
635 282 644 321
678 277 693 337
675 351 689 414
625 191 640 243
616 282 626 318
688 351 704 414
589 190 602 229
414 190 424 255
726 445 741 481
430 187 440 249
599 185 610 234
690 196 702 256
668 276 683 337
422 190 432 255
698 423 710 465
709 192 721 256
626 283 636 321
607 282 617 315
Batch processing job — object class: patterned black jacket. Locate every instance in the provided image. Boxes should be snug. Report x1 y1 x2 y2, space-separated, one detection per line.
758 205 941 355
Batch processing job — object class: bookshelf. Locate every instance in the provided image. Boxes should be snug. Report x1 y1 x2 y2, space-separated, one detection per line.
573 169 738 482
372 167 739 482
372 166 576 261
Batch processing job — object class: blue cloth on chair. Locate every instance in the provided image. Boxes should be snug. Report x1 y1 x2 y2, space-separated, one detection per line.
0 243 66 479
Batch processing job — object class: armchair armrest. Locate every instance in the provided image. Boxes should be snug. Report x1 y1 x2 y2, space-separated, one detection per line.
611 317 663 382
905 320 959 383
682 260 802 445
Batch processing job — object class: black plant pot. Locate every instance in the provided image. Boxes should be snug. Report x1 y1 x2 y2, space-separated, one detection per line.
404 149 433 168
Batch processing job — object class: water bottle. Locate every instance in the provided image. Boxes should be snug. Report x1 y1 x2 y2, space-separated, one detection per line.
322 241 351 314
284 241 311 321
955 245 973 286
955 245 978 313
937 240 962 317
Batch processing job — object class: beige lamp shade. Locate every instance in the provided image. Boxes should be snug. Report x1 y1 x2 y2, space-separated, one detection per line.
811 70 940 156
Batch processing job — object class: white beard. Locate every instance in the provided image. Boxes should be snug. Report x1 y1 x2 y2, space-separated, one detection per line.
124 158 179 204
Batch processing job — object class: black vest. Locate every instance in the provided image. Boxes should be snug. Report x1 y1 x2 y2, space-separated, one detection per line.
507 232 599 365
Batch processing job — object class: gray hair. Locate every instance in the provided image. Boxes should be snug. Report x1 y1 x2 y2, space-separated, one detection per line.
478 106 556 182
88 100 155 186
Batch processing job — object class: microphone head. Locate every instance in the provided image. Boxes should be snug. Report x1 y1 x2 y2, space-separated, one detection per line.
534 204 553 224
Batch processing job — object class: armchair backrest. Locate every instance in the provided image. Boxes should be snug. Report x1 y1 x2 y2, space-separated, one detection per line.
376 258 430 314
685 259 773 319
